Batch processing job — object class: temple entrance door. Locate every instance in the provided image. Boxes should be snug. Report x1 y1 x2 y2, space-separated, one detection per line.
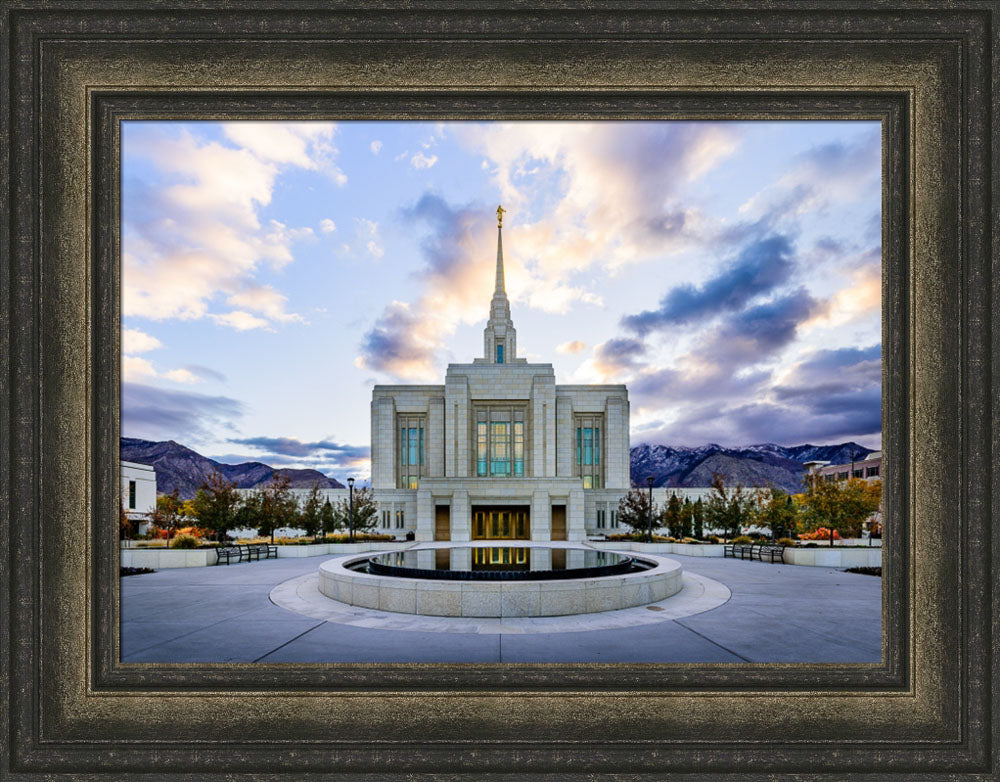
471 506 530 540
551 505 567 540
434 505 450 541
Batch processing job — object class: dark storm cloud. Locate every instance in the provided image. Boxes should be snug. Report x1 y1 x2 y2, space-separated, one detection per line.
402 193 490 280
593 338 647 377
228 436 370 461
773 345 881 402
634 342 882 448
621 234 795 335
121 382 244 443
356 302 430 375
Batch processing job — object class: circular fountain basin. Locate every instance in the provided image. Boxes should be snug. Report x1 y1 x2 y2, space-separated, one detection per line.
318 545 683 617
364 546 637 581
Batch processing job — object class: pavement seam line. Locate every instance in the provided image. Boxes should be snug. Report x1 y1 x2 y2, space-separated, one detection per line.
673 618 754 663
252 621 327 663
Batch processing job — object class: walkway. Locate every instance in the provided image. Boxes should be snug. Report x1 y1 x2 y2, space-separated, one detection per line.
120 551 882 664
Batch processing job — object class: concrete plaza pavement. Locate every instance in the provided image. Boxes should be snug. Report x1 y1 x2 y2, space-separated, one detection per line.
120 551 882 664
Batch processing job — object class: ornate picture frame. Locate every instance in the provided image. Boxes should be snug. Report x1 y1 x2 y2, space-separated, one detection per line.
2 3 995 778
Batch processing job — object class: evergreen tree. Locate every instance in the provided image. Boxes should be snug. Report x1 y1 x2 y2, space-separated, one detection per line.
320 498 336 538
298 483 324 538
331 486 379 536
663 493 683 538
190 471 240 543
257 472 298 543
692 497 705 539
616 487 659 540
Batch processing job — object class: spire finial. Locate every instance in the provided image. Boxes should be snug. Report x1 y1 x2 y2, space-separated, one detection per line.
497 204 505 228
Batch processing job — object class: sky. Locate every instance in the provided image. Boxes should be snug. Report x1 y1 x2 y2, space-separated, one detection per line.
121 120 882 484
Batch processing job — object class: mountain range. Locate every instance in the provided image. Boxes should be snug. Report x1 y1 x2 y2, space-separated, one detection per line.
121 437 873 498
120 437 344 499
629 442 874 493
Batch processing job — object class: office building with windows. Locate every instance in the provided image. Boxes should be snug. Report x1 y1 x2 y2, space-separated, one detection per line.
369 209 630 542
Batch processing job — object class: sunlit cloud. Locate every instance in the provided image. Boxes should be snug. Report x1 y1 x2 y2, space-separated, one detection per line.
556 340 587 354
370 140 383 155
122 328 162 354
411 151 438 169
210 311 271 331
122 123 333 328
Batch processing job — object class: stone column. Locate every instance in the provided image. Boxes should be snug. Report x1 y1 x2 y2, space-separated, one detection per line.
567 486 586 541
530 489 551 541
371 397 397 489
556 395 573 478
427 397 445 478
605 396 626 489
415 488 434 542
451 488 471 542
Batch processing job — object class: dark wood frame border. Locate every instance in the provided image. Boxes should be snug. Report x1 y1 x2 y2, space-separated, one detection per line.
1 2 995 778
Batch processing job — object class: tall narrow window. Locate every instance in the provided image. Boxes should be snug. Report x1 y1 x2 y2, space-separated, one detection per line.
574 415 604 489
490 421 510 475
496 343 504 363
397 415 426 488
128 480 136 509
513 421 524 476
476 421 488 476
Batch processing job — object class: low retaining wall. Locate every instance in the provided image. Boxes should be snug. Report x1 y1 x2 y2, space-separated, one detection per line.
275 541 409 558
588 541 882 568
589 541 726 557
318 550 684 618
120 548 217 569
782 547 882 568
120 541 412 568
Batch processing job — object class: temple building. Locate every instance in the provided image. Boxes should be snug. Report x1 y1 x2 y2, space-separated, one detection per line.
369 207 631 542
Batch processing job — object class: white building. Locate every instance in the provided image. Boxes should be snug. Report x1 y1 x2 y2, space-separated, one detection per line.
120 460 156 521
369 209 631 542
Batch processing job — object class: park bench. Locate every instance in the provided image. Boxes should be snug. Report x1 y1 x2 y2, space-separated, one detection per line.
250 543 278 559
215 546 242 565
757 544 785 563
238 544 261 562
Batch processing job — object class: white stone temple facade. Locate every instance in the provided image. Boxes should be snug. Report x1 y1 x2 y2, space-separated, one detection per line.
369 208 631 542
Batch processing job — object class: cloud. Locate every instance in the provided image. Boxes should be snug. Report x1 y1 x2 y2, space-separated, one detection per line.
621 234 796 335
123 328 162 354
226 285 305 324
632 342 881 448
739 131 880 220
411 152 438 169
592 338 647 378
209 311 271 331
355 301 441 380
163 368 199 384
356 193 609 381
122 124 329 327
370 140 383 155
181 364 227 383
121 382 245 443
556 340 587 354
122 355 157 382
228 436 370 461
221 122 347 185
319 218 337 233
219 435 372 481
457 121 744 274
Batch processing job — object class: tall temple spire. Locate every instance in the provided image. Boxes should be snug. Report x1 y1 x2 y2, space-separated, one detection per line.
483 205 516 364
494 212 506 294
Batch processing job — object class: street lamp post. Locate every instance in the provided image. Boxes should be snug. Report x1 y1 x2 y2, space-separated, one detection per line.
646 475 655 543
347 477 355 543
